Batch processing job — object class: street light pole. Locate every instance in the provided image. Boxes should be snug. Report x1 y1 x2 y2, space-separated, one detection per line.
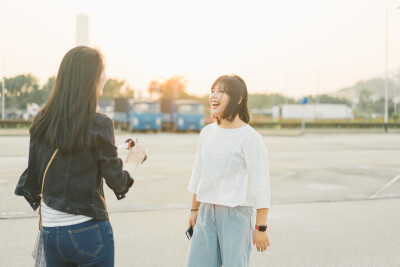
312 66 320 120
384 7 400 133
1 59 5 120
385 10 389 133
316 68 320 104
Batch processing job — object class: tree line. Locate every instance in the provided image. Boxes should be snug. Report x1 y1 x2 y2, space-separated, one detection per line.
0 74 134 116
0 73 397 120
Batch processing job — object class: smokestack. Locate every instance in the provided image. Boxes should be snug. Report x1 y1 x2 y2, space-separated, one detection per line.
75 14 90 46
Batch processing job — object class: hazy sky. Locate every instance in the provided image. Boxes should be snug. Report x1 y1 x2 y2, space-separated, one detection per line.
2 0 400 97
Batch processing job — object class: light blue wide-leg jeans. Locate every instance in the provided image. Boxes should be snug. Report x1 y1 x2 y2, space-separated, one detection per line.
186 203 255 267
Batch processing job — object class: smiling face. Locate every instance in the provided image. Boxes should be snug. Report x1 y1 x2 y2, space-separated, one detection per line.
209 75 250 125
209 82 230 118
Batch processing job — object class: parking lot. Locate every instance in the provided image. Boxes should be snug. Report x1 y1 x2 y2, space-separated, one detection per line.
0 131 399 266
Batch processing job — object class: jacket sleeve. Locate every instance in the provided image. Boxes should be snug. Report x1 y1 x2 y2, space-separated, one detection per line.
94 117 134 200
15 138 41 210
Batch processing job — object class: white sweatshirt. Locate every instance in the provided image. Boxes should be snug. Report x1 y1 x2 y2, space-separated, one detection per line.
188 123 270 209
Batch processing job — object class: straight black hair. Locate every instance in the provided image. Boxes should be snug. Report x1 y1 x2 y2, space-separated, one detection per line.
211 74 250 125
30 46 105 154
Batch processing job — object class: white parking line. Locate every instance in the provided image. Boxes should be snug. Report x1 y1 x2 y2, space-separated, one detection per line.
273 171 297 181
369 174 400 199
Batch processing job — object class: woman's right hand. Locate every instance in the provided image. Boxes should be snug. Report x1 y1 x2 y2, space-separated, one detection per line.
188 211 198 228
124 144 146 173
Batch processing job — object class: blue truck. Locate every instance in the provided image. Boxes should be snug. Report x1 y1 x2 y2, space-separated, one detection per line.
113 98 162 132
161 99 205 131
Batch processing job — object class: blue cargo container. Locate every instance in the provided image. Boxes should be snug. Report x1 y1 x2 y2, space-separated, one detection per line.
162 100 204 131
114 99 162 131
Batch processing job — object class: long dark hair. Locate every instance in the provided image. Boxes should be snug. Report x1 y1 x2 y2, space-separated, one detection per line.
30 46 105 154
211 74 250 125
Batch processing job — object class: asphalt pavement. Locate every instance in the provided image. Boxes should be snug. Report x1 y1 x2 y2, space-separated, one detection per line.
0 131 399 266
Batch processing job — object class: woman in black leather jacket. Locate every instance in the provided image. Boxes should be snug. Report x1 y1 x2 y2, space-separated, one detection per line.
15 46 145 267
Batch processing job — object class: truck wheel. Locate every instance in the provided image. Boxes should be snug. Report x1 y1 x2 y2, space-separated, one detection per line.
128 123 134 132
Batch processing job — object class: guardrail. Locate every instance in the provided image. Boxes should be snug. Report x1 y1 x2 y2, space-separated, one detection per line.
0 120 31 128
250 121 400 129
1 119 400 129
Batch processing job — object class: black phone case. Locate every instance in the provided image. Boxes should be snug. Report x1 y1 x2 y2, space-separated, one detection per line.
186 225 193 239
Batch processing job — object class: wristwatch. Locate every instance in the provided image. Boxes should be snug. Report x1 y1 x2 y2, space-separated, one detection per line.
255 225 267 232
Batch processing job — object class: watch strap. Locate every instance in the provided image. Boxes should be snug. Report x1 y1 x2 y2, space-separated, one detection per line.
255 224 267 231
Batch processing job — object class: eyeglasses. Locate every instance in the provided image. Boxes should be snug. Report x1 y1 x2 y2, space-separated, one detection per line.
210 88 224 100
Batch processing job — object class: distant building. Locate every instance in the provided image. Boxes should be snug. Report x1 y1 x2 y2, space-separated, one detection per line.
75 14 90 46
272 104 354 120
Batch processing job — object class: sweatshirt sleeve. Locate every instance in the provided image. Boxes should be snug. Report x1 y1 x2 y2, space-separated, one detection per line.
242 133 271 209
188 129 205 194
94 116 134 200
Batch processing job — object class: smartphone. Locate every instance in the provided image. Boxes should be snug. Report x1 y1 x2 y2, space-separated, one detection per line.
186 225 193 240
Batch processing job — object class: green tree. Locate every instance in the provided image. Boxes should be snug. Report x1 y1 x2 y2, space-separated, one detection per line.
316 94 350 105
99 78 134 100
0 74 40 111
247 93 298 110
357 89 373 116
147 75 189 100
33 76 55 106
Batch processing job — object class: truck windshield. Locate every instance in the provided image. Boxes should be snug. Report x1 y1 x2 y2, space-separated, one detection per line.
132 103 160 114
176 104 204 115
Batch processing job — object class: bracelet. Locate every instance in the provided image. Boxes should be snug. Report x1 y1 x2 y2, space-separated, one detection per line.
191 209 199 212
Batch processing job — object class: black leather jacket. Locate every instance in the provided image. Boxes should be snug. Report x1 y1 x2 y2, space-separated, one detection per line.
15 113 134 221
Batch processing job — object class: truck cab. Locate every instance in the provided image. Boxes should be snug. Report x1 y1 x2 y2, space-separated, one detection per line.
114 98 162 131
164 100 204 131
128 100 162 131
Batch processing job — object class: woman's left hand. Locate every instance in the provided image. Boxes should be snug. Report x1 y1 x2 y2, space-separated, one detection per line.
253 230 270 252
124 144 146 172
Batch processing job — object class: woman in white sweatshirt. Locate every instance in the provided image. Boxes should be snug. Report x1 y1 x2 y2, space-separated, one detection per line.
186 74 271 267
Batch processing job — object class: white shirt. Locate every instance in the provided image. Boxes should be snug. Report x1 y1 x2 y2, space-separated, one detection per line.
188 123 271 209
41 201 92 227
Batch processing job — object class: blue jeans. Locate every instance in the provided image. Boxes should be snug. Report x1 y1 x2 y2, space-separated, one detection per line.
186 203 255 267
42 220 114 267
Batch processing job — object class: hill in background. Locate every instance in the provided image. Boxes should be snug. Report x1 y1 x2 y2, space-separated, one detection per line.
330 78 400 100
